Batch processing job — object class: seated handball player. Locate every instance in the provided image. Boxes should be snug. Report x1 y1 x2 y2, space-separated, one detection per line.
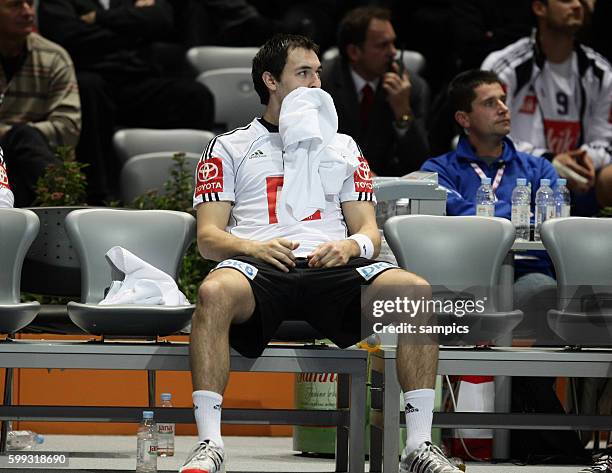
181 33 461 473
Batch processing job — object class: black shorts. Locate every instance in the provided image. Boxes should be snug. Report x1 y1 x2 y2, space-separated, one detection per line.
211 256 397 358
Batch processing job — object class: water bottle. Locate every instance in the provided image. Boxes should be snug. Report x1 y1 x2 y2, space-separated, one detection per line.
475 177 495 217
6 430 44 450
534 178 555 241
554 178 571 218
136 411 158 472
511 178 531 241
157 393 175 457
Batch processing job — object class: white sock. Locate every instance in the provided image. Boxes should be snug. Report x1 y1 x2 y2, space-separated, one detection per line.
403 388 435 453
192 390 224 448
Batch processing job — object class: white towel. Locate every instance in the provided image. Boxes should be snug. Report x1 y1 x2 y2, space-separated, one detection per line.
99 246 189 306
277 87 359 224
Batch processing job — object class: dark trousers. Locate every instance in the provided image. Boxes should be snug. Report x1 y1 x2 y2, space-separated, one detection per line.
0 124 60 207
76 71 214 203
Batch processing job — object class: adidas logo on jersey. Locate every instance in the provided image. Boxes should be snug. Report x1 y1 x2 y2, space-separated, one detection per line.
405 403 419 413
248 149 266 159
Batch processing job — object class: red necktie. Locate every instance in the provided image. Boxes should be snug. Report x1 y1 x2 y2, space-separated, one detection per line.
360 84 374 129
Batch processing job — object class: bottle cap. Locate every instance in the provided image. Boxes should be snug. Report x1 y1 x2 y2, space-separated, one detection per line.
557 178 567 186
143 411 154 419
516 178 527 186
540 178 550 186
161 393 172 401
35 435 44 444
481 177 491 185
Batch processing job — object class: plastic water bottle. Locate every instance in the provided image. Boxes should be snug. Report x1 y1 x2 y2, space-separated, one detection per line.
6 430 44 450
511 178 531 241
136 411 158 472
157 393 175 457
475 177 495 217
554 178 571 218
534 178 555 241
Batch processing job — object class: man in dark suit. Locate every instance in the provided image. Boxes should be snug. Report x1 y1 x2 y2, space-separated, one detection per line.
321 6 430 176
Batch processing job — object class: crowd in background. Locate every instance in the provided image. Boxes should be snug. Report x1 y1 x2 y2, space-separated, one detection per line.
0 0 611 206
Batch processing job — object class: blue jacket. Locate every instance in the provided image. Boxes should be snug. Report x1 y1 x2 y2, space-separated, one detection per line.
421 136 558 277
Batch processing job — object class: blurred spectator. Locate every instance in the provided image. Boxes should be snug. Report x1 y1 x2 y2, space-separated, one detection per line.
179 0 339 51
38 0 214 203
321 6 430 177
482 0 612 215
390 0 454 97
0 0 80 207
0 146 15 207
451 0 534 72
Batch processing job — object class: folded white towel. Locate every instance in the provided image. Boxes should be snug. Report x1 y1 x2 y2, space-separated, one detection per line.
99 246 189 306
277 87 359 224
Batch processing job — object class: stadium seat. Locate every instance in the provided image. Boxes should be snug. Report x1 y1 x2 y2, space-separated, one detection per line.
186 46 259 74
65 209 195 337
112 128 214 164
119 151 200 204
383 215 523 343
196 67 265 132
541 217 612 346
0 208 40 333
321 47 426 75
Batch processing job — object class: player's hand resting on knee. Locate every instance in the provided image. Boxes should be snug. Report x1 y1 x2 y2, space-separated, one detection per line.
251 238 299 272
307 240 360 268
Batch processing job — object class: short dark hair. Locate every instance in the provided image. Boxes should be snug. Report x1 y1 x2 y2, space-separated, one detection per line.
337 7 391 60
448 69 504 113
251 34 320 105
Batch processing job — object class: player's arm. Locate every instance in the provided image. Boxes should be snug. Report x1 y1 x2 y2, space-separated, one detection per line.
196 201 298 272
307 201 380 268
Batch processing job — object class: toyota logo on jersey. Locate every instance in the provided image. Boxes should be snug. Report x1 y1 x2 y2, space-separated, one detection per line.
195 157 223 197
0 163 9 190
354 156 373 193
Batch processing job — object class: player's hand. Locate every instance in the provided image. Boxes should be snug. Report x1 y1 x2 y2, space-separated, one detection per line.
553 150 595 193
251 238 299 272
307 240 359 268
80 11 96 23
135 0 155 6
382 62 412 121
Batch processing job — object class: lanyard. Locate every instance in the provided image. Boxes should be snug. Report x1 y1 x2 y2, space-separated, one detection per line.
470 162 505 201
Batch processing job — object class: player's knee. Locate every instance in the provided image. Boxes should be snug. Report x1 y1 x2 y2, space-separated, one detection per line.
196 277 244 321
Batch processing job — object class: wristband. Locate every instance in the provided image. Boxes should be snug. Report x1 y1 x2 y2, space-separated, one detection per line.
348 233 374 259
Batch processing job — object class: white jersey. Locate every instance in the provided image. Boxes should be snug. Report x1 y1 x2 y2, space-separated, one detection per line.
482 34 612 169
193 118 375 257
0 146 14 208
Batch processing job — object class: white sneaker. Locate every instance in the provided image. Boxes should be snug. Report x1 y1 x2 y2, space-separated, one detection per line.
179 440 225 473
399 441 463 473
578 452 612 472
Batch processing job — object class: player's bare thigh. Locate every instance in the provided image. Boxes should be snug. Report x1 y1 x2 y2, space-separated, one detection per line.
197 268 256 325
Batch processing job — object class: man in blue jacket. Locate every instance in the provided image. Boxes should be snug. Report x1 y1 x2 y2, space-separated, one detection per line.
421 69 558 342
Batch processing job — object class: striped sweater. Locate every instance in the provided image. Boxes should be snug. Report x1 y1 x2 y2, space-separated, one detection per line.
0 32 80 149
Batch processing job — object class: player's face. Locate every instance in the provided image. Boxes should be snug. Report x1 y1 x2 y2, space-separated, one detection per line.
275 47 322 104
351 19 397 80
464 83 511 139
535 0 584 33
0 0 35 40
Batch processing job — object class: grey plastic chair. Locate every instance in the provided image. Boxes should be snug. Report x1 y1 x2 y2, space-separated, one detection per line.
119 152 200 204
383 215 523 343
65 209 196 336
186 46 259 74
321 47 426 75
541 217 612 346
0 208 40 333
112 128 214 164
196 68 265 131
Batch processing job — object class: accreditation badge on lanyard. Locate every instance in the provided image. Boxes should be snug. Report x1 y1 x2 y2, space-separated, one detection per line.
470 162 505 202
